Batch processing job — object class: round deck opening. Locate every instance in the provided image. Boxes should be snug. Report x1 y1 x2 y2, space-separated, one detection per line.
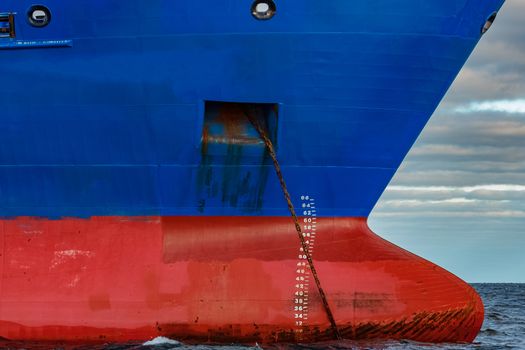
27 5 51 27
251 0 276 20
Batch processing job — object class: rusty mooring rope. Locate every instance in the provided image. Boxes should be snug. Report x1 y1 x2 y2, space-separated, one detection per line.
244 109 341 340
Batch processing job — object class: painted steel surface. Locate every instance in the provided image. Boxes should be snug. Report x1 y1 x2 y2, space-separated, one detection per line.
0 216 483 343
0 0 503 344
0 0 503 217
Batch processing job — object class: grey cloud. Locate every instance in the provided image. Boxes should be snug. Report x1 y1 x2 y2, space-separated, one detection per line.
444 68 525 104
390 169 525 187
401 159 525 173
438 1 525 106
455 99 525 114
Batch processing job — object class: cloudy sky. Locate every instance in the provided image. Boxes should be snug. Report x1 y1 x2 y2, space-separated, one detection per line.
369 1 525 283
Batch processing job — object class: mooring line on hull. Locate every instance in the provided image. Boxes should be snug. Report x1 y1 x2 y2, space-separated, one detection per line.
244 109 342 340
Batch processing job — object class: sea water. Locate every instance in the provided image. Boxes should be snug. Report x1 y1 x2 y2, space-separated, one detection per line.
1 284 523 350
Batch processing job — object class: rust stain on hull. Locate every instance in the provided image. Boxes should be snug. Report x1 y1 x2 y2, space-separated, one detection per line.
0 304 482 345
197 102 276 212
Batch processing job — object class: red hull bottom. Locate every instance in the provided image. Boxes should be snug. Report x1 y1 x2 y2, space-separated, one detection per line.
0 216 483 344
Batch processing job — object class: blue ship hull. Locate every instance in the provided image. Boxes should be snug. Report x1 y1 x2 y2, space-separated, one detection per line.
0 0 504 218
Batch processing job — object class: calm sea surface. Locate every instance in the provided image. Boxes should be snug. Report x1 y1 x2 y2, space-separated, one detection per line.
1 284 523 350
